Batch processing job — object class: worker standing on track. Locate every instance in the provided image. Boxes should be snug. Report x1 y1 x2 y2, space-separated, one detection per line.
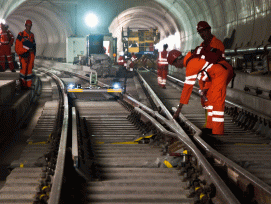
128 52 138 71
0 20 15 72
131 52 137 62
167 47 233 135
157 44 169 89
15 19 36 90
196 21 229 132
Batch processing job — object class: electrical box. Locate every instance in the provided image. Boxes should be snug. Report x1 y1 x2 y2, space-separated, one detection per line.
90 71 97 85
86 34 104 55
66 37 86 63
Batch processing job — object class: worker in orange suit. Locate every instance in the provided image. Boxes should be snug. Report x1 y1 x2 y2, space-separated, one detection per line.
197 21 227 131
15 20 36 89
118 55 126 66
167 47 233 135
157 44 168 88
0 21 15 72
197 21 225 58
131 52 137 62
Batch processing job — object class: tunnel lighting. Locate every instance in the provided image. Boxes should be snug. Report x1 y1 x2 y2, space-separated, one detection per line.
113 82 121 89
155 32 181 51
85 13 98 28
68 83 75 89
0 19 6 24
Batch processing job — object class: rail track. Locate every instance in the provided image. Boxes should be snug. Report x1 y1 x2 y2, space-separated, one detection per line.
0 67 65 203
59 68 239 203
138 68 271 203
1 64 270 204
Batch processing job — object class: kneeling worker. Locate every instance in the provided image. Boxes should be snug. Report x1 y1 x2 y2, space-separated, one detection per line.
167 47 233 135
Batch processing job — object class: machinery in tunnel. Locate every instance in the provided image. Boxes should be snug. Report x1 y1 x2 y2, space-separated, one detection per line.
1 0 271 100
121 27 160 58
68 33 118 78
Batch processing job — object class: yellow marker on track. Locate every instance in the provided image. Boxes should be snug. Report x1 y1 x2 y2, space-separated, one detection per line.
195 187 201 191
134 135 153 142
200 193 206 200
107 89 122 93
134 137 143 142
164 160 173 168
68 89 83 92
97 135 154 145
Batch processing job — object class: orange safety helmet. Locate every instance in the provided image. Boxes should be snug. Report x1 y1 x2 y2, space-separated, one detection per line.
25 19 32 26
197 21 211 32
167 50 182 65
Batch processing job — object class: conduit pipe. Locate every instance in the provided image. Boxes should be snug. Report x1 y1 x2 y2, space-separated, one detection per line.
225 44 271 55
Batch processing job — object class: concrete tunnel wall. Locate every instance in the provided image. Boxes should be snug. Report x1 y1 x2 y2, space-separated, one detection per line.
0 0 271 58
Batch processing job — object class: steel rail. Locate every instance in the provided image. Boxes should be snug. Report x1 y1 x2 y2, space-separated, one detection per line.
50 67 110 88
42 64 239 203
172 106 271 201
123 94 240 204
136 68 271 202
40 70 69 204
136 69 173 120
72 107 79 167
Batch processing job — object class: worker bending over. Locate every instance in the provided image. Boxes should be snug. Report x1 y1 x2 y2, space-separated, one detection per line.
167 47 233 135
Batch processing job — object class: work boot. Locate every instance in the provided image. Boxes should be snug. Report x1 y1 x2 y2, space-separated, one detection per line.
21 86 28 90
201 128 212 134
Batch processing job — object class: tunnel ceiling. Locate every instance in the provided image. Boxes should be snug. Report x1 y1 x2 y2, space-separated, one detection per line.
1 0 271 57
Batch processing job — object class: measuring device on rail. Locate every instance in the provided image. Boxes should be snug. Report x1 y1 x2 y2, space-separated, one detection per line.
67 70 122 93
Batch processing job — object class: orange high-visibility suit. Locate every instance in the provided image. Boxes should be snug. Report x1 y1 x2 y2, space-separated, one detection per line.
180 49 233 135
205 59 234 133
118 56 125 66
0 28 14 71
200 36 234 130
200 35 225 105
15 31 36 88
200 35 225 58
157 50 168 88
131 53 137 62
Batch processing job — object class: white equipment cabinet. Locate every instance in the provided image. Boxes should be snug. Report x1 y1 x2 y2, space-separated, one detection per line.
66 37 86 63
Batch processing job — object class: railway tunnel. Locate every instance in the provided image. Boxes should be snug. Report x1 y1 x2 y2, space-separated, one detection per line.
1 0 271 113
0 0 271 203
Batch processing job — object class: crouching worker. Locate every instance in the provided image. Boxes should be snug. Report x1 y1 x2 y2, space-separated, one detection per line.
167 47 233 135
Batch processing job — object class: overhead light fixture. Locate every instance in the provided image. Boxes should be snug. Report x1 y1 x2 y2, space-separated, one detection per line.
85 13 98 28
0 19 6 24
